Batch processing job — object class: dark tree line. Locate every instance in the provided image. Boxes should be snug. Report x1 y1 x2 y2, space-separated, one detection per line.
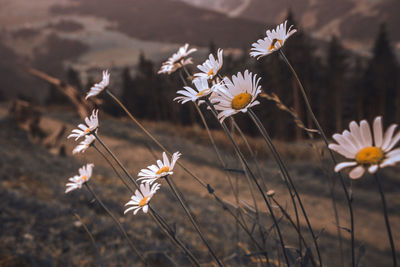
51 16 399 141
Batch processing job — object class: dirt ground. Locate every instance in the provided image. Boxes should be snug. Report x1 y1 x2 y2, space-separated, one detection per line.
1 104 399 266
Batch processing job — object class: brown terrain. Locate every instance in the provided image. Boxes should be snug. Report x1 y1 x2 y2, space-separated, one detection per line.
1 102 399 266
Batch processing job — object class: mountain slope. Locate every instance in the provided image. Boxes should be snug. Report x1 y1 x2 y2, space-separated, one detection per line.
50 0 267 48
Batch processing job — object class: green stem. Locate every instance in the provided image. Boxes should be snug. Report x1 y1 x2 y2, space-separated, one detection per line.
164 176 224 267
93 144 135 192
105 88 265 253
92 134 200 265
248 108 321 266
205 99 291 267
280 49 354 267
148 206 201 267
93 132 140 190
84 183 147 265
374 173 397 267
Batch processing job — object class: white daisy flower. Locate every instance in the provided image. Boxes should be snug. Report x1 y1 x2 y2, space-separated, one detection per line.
72 134 95 154
85 70 110 99
158 43 197 75
137 152 181 184
329 116 400 179
174 78 217 104
65 163 94 193
210 70 261 122
68 109 99 141
194 48 223 80
124 182 161 215
250 20 297 59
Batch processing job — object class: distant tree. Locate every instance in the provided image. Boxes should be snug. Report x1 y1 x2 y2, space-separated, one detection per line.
283 10 320 139
253 10 321 141
363 23 399 123
326 35 348 132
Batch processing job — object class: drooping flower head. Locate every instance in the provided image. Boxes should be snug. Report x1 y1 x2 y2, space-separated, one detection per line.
329 116 400 179
250 20 297 59
158 44 197 75
174 78 218 104
65 163 94 193
137 152 181 184
124 182 161 215
72 134 95 154
86 70 110 99
68 109 99 141
194 49 223 80
210 70 261 122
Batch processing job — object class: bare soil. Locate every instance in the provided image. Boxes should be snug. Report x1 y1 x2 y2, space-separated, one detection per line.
1 105 399 266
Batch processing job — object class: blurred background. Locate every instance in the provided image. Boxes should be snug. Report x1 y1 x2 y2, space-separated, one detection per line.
1 0 399 139
1 0 400 266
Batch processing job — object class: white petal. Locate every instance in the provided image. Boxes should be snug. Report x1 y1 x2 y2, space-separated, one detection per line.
381 124 398 151
143 205 149 213
385 131 400 152
334 161 357 172
373 116 383 147
368 165 379 173
349 166 365 179
360 120 372 147
329 144 355 159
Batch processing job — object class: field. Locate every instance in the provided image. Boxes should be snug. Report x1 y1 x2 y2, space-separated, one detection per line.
1 104 399 266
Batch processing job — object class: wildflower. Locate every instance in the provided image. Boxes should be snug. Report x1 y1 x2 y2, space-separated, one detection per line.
329 116 400 179
85 70 110 99
137 152 181 184
68 109 99 141
72 134 95 154
158 44 197 75
65 163 94 193
124 182 161 215
174 78 217 104
210 70 261 122
250 20 297 59
194 49 223 80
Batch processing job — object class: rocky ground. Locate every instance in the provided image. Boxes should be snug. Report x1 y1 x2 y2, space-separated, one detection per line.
1 104 399 266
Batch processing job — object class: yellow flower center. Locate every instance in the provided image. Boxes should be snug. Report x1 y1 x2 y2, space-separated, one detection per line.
139 196 149 207
81 175 87 182
156 166 170 175
207 68 214 77
196 89 209 97
84 128 91 133
355 146 384 165
231 93 252 110
268 39 283 51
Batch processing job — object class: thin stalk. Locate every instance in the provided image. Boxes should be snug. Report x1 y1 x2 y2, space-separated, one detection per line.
192 103 239 200
105 88 265 252
73 212 105 267
105 89 208 188
92 142 200 266
212 193 264 251
93 132 140 190
192 102 252 254
93 144 135 192
164 175 224 267
270 197 317 267
205 99 291 267
373 173 397 267
231 117 302 255
280 49 354 267
248 108 322 266
193 103 225 170
148 206 201 267
84 183 147 265
231 118 268 191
